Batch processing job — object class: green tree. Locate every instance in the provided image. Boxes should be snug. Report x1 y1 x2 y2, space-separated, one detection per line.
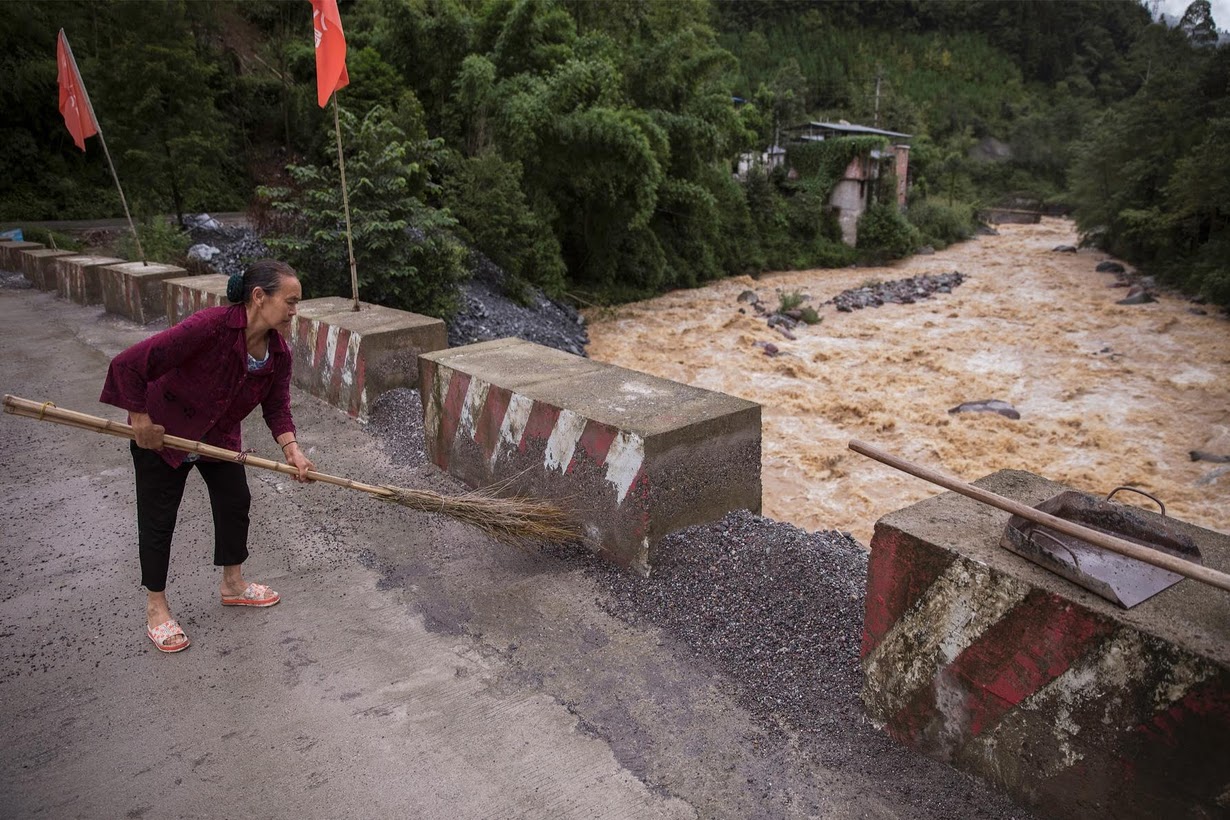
1179 0 1219 48
259 106 467 318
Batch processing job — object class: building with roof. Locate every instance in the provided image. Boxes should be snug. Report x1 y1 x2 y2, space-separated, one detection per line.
782 120 913 246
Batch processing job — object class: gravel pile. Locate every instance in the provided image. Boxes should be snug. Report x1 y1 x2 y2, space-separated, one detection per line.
366 387 428 468
827 271 965 312
0 268 32 289
184 216 272 278
448 251 589 354
583 511 869 742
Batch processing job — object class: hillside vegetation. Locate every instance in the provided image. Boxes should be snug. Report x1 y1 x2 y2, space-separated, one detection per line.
2 0 1228 311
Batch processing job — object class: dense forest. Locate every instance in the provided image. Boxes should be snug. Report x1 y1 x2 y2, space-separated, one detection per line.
2 0 1228 311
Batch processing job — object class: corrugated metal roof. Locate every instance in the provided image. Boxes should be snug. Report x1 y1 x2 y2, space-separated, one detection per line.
785 121 912 139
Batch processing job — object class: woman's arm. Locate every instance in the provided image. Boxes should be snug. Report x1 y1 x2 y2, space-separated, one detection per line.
276 433 315 483
100 309 224 413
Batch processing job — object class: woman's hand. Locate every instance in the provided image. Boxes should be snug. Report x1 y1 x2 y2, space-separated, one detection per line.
131 412 166 450
282 441 315 483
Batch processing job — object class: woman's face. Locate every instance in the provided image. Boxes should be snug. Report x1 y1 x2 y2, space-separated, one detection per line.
253 275 302 334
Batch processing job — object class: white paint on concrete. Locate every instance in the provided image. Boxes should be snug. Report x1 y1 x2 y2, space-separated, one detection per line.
864 560 1030 717
459 379 490 441
605 431 645 504
545 409 587 472
496 393 534 466
322 324 341 381
621 380 665 398
341 330 362 387
424 366 452 444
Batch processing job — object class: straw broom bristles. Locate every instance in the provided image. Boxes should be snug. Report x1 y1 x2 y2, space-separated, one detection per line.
4 394 582 547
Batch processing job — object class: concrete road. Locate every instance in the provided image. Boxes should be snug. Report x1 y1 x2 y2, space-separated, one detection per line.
0 286 957 819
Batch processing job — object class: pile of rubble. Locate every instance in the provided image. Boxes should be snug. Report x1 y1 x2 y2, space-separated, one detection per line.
826 272 966 312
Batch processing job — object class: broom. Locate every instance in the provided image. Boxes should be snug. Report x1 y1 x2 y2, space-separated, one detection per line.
4 394 580 546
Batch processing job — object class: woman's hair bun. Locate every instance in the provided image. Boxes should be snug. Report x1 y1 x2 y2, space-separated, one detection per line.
226 272 245 304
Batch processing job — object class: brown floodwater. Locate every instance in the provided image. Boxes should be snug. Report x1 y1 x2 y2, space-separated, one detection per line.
584 218 1230 546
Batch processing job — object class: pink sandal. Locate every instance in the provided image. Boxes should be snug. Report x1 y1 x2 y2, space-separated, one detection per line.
221 582 280 608
146 619 190 653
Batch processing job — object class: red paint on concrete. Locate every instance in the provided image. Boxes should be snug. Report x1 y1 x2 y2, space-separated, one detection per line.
887 590 1111 744
568 420 618 474
473 385 512 463
329 327 351 402
519 402 561 450
952 590 1111 736
435 371 471 471
312 320 330 370
861 527 956 658
349 355 366 418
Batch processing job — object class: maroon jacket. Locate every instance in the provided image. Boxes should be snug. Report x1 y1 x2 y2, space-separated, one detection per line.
100 304 296 468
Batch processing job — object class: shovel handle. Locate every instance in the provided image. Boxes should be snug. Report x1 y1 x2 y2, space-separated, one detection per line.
848 439 1230 594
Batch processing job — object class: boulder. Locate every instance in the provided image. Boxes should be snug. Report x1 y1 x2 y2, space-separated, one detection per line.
1116 286 1155 305
1095 260 1126 274
947 400 1020 420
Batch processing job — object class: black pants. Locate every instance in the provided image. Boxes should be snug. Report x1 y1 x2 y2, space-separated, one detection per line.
131 442 250 592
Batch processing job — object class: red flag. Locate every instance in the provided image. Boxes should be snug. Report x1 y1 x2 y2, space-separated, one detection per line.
310 0 350 107
57 30 98 151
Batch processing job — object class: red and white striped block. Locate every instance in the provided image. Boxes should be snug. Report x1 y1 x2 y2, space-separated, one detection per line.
290 313 368 418
289 297 446 420
101 262 186 324
18 249 74 290
420 339 761 572
861 471 1230 819
164 274 229 325
2 241 44 272
53 255 124 305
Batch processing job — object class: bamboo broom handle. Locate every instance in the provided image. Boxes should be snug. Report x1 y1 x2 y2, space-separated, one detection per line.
3 394 398 501
848 439 1230 593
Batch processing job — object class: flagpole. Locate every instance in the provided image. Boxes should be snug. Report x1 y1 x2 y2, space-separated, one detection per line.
332 95 360 312
61 31 146 266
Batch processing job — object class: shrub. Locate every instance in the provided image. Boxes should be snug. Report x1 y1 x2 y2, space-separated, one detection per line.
778 290 805 311
21 227 83 253
114 219 191 265
857 200 920 261
906 199 975 249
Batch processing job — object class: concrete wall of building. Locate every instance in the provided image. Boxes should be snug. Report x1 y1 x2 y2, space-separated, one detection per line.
861 469 1229 819
893 145 910 207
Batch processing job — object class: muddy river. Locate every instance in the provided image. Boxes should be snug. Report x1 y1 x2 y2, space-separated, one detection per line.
585 219 1230 546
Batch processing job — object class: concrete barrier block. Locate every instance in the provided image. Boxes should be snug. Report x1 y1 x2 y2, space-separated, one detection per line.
419 338 762 573
2 241 44 271
53 255 125 305
163 274 230 325
290 297 447 419
100 262 187 324
861 469 1230 819
19 249 78 289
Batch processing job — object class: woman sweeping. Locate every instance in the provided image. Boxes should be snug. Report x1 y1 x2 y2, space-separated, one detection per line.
100 259 314 653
